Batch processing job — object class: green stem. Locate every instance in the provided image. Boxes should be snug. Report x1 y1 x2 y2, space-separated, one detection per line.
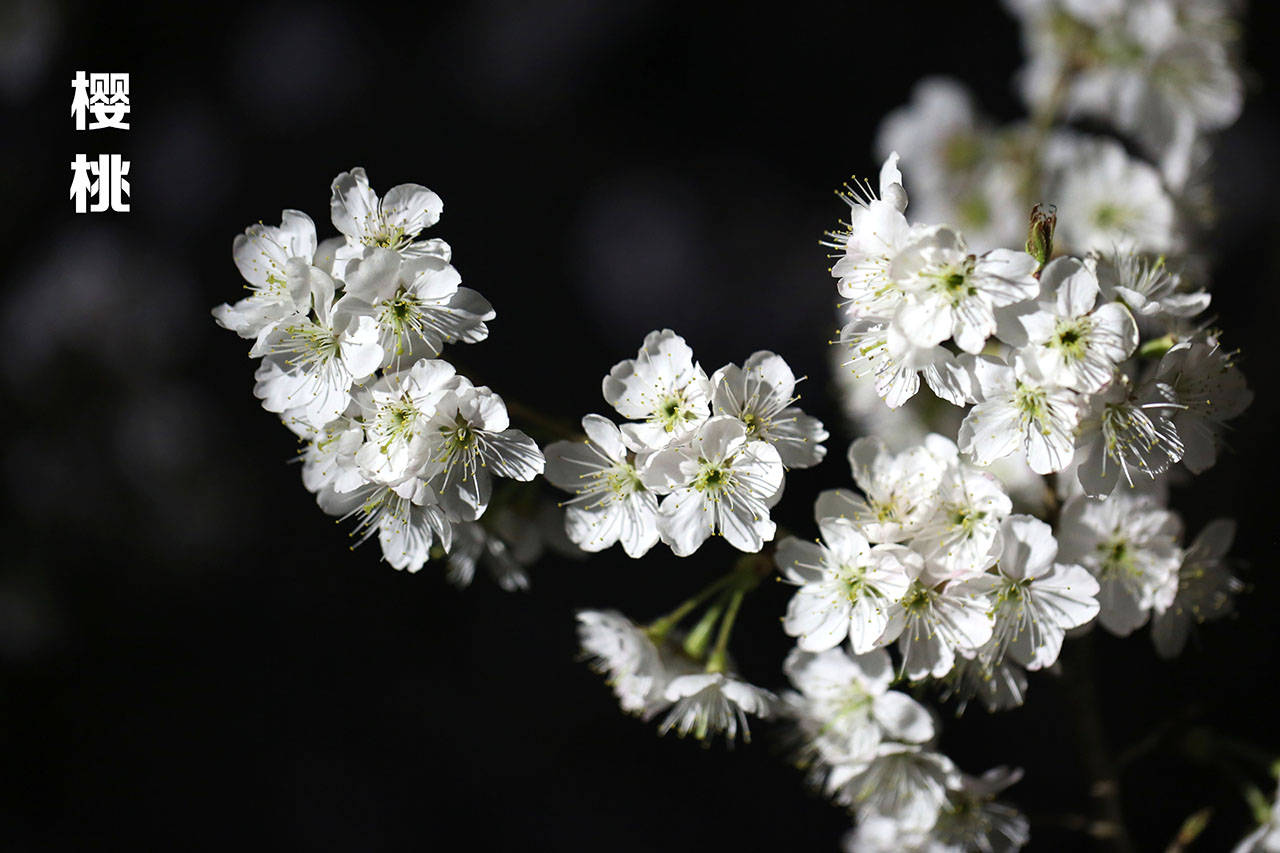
682 596 727 660
1244 784 1273 826
706 588 746 673
646 571 739 641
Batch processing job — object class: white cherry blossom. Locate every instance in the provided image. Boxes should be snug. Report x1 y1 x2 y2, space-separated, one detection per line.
314 478 453 573
778 519 915 653
958 354 1083 475
1152 518 1241 658
300 415 368 500
1092 250 1209 325
815 437 945 544
372 487 455 573
602 329 712 450
251 262 383 430
828 745 959 833
329 167 449 275
785 646 934 772
967 515 1099 670
544 415 660 558
1155 335 1252 473
945 653 1029 714
892 226 1039 354
710 351 828 469
834 314 971 409
641 416 784 556
1073 375 1183 498
659 672 775 744
840 815 937 853
1057 493 1183 636
421 380 545 521
342 247 493 362
826 152 914 316
1016 256 1138 393
213 209 318 338
912 435 1012 580
352 358 458 487
576 609 681 717
878 560 995 681
931 767 1031 853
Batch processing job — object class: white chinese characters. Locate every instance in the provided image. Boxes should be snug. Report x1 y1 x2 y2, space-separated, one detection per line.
71 70 130 213
69 153 130 213
71 71 130 130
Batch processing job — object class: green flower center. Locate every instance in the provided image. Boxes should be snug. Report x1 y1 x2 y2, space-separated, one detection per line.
1051 318 1091 362
950 507 986 534
655 393 697 432
370 223 409 250
839 562 869 601
1092 203 1126 230
379 398 419 443
1014 382 1046 417
928 257 979 305
605 463 644 496
1098 536 1139 578
901 581 934 614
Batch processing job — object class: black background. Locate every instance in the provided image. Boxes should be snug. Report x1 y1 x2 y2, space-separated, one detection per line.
2 0 1279 849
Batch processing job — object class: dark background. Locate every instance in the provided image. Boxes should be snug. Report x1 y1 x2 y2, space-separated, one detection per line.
2 0 1278 849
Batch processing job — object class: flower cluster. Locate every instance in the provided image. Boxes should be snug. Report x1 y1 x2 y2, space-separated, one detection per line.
781 435 1099 691
817 144 1248 844
575 605 777 744
213 168 545 577
808 2 1252 844
1007 0 1242 189
833 151 1249 477
545 331 827 558
874 1 1243 263
876 83 1186 258
217 2 1258 849
785 643 1031 850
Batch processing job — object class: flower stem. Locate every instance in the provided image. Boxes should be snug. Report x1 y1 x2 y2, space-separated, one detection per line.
646 571 739 641
682 595 727 660
705 587 746 674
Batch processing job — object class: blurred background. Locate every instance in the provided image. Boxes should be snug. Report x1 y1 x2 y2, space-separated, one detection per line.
1 0 1278 849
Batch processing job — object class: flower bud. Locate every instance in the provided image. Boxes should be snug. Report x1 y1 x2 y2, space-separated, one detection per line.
1025 203 1057 275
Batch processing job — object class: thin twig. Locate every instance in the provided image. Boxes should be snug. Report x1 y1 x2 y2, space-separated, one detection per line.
1063 632 1136 853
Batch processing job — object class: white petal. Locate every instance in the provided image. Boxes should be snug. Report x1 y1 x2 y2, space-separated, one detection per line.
482 429 545 481
872 692 934 743
658 490 713 557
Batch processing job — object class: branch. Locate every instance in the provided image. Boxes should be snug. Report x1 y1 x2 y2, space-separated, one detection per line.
1062 631 1136 853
